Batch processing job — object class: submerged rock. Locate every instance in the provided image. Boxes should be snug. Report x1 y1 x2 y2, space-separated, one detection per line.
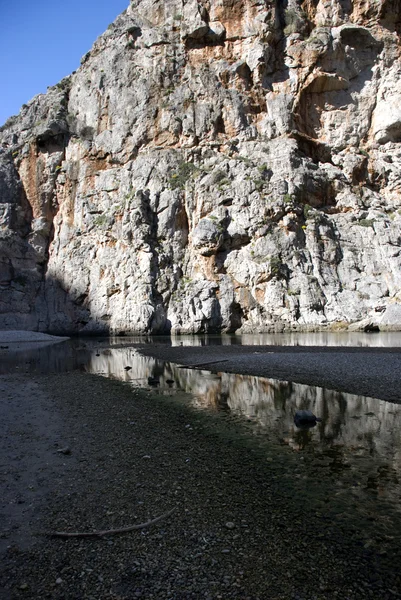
294 410 322 428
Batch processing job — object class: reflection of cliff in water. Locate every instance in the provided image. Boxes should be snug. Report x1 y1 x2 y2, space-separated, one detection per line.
86 348 401 501
236 331 401 347
106 331 401 347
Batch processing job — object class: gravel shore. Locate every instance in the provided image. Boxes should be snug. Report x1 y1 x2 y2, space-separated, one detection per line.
137 343 401 404
1 367 401 599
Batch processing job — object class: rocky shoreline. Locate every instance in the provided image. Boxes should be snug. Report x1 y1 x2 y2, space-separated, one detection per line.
1 360 401 599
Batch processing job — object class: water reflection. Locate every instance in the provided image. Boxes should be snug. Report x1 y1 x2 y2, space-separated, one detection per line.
2 337 400 509
104 331 401 348
235 331 401 347
85 347 401 506
0 339 90 374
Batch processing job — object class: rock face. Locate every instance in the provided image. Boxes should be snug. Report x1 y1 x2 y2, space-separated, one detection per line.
1 0 401 334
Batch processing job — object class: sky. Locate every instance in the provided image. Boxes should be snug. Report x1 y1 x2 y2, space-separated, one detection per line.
0 0 130 125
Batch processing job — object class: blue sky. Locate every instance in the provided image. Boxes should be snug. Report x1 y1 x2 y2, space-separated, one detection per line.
0 0 129 125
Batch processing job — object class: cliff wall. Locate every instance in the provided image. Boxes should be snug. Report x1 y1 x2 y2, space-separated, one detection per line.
1 0 401 334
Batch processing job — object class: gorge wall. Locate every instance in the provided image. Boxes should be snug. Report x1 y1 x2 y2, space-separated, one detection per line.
1 0 401 334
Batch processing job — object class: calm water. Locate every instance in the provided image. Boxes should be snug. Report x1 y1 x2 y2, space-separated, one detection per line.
82 344 401 510
105 331 401 347
2 333 401 513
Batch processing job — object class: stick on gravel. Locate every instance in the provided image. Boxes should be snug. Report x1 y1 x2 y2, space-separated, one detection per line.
49 507 176 539
178 359 229 368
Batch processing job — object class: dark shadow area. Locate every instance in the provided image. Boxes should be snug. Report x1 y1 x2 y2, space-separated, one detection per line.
291 130 333 164
0 338 90 374
379 0 401 33
184 36 226 51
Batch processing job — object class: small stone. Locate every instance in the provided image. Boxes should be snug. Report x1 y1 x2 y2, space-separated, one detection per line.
225 521 235 529
19 583 29 590
56 578 63 585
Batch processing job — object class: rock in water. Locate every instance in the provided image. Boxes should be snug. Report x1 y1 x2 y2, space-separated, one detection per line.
294 410 321 428
1 0 401 335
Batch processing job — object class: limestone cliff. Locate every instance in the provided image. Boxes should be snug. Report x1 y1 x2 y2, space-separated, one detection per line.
1 0 401 334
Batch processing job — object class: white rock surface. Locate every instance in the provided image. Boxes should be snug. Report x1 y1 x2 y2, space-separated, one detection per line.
0 0 401 334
